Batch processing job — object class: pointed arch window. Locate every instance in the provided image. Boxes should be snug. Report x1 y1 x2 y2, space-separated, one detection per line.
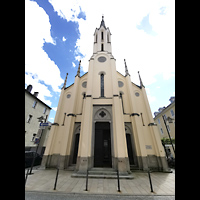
100 74 104 97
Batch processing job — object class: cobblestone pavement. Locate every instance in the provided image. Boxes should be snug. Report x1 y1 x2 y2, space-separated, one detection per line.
25 168 175 196
25 191 175 200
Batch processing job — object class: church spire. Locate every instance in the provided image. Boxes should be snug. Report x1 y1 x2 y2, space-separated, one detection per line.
99 15 106 29
62 73 68 89
124 59 130 76
76 60 81 77
138 71 144 88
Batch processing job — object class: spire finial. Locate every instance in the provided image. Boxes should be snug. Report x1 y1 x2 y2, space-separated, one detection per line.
76 60 81 77
62 73 68 89
124 59 130 76
100 15 106 29
138 71 144 88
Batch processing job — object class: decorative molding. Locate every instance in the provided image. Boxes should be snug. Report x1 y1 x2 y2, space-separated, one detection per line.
130 113 140 117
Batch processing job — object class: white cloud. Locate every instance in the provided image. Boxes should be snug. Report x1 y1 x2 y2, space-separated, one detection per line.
25 72 52 106
62 36 67 41
49 0 174 87
145 87 156 103
52 107 57 111
72 62 76 68
25 0 64 93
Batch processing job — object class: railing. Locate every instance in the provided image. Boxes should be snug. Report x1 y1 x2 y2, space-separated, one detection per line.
53 167 60 190
147 170 154 192
85 169 89 191
117 170 121 192
84 168 121 192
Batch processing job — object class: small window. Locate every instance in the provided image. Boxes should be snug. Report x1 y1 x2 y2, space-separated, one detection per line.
100 74 104 97
27 115 33 123
32 101 37 108
107 33 109 42
96 34 97 42
157 118 161 124
101 31 104 40
43 107 47 114
160 128 163 134
170 109 174 117
101 44 104 51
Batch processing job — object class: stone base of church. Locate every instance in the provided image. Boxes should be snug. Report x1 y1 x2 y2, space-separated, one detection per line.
74 156 131 175
41 154 70 169
137 155 170 172
41 154 169 173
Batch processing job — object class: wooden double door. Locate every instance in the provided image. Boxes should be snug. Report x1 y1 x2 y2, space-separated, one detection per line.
94 122 112 167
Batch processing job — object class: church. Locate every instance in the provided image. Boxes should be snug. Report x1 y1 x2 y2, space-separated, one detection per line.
41 17 169 174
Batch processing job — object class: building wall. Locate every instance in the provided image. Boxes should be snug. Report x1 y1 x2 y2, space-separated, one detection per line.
25 90 51 153
154 102 175 157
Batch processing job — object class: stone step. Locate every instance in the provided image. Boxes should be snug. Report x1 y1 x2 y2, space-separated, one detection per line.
71 167 134 179
90 167 116 172
71 173 134 179
89 168 116 175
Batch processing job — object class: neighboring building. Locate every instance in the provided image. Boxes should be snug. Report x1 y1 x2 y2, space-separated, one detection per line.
25 85 52 155
41 17 169 174
154 97 175 158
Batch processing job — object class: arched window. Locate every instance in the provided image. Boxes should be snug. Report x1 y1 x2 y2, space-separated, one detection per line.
101 31 104 40
100 74 104 97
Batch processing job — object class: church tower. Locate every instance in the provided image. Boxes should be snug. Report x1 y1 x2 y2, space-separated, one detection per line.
41 17 169 174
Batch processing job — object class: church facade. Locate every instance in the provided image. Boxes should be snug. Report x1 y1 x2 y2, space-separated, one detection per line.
41 17 169 174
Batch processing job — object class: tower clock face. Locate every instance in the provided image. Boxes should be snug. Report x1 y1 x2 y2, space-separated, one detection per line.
98 56 106 62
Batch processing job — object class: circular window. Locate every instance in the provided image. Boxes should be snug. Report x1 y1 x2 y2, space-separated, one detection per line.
82 81 87 88
135 92 140 97
118 81 124 87
98 56 107 62
67 94 71 98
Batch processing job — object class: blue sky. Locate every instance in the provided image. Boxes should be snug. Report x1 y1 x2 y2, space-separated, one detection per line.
25 0 175 122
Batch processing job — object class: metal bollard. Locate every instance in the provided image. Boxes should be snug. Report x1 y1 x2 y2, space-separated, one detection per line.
85 169 89 191
53 167 60 190
25 168 30 186
147 170 154 192
117 170 121 192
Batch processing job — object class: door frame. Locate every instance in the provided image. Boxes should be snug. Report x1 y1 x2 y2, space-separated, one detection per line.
92 105 113 168
94 122 112 167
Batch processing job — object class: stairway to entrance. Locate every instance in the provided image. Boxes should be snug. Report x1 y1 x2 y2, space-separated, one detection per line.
71 168 134 179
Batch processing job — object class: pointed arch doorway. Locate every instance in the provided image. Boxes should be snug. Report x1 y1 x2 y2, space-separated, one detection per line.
94 122 112 167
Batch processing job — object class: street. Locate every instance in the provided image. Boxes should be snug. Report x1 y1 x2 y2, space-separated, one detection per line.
25 191 175 200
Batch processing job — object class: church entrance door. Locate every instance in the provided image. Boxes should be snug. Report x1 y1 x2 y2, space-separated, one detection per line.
72 133 80 164
126 134 134 165
94 122 112 167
